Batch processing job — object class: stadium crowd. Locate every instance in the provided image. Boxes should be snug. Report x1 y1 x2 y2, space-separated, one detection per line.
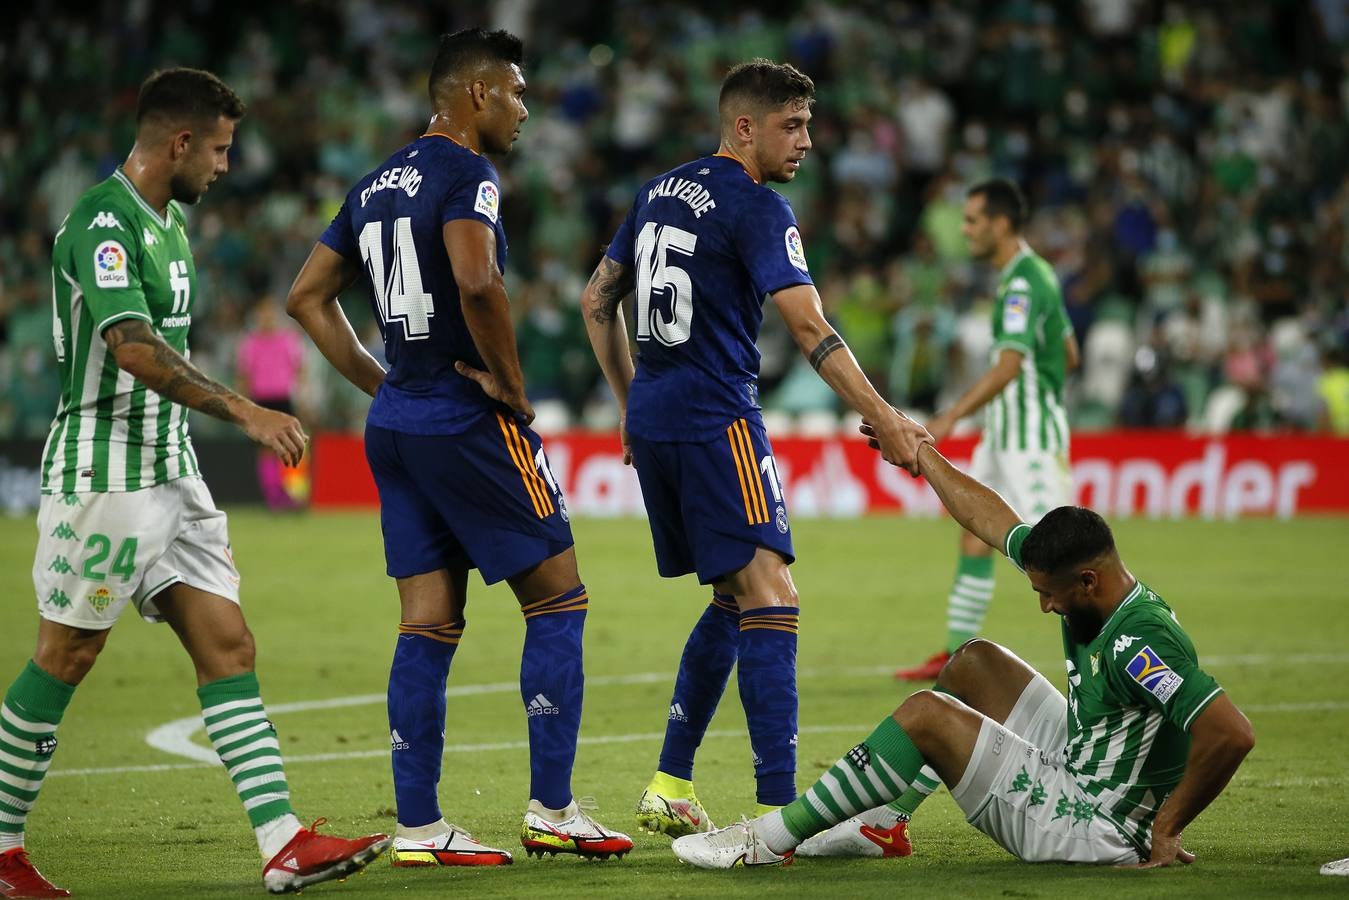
1 0 1347 440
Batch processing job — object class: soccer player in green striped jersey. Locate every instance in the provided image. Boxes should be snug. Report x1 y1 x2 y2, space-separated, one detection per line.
0 68 388 898
672 437 1254 870
898 178 1081 683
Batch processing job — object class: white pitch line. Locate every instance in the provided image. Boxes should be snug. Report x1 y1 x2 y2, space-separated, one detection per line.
51 722 870 778
68 651 1349 779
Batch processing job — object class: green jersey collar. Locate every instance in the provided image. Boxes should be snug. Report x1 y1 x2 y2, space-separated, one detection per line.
113 168 171 229
999 239 1032 280
1099 578 1145 637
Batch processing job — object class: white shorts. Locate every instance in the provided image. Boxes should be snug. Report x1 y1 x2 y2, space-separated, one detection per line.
949 673 1141 864
969 441 1072 524
32 477 241 630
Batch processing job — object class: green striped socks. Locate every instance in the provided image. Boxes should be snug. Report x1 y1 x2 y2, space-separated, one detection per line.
0 662 75 851
945 554 996 652
198 673 296 832
767 716 926 848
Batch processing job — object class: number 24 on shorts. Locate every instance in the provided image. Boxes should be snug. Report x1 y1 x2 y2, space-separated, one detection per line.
81 534 138 582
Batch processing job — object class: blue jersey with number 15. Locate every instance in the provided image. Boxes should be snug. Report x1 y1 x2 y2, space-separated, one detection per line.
606 154 813 442
320 134 507 435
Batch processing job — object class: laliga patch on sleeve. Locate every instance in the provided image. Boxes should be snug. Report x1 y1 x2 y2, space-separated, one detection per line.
784 226 809 272
1003 293 1029 333
93 241 129 289
474 181 500 223
1126 645 1184 703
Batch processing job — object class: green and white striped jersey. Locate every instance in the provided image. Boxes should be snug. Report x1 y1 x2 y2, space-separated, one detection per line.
1004 523 1225 855
986 243 1071 453
41 168 201 493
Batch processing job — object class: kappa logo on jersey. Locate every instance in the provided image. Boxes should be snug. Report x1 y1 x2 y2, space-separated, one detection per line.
1003 293 1030 333
784 225 809 272
474 180 500 223
143 227 157 246
1126 645 1185 703
94 241 129 288
87 211 124 230
1113 634 1141 658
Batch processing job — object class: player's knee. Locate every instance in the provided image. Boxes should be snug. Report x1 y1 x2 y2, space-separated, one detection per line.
34 634 106 686
208 625 256 677
894 689 955 740
938 638 1005 694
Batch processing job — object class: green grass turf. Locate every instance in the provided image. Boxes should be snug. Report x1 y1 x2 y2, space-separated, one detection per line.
1 511 1346 898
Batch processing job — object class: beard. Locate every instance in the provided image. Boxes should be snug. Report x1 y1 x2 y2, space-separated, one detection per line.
169 172 206 205
1064 607 1105 644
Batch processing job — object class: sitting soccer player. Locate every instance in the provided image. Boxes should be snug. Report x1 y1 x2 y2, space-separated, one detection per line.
672 436 1254 869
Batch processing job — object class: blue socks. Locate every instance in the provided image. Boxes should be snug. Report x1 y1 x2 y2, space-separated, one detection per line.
519 585 588 810
738 605 800 807
658 592 740 780
388 620 463 828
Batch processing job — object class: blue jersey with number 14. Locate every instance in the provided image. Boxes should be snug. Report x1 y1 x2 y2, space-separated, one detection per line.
606 154 813 442
320 134 507 435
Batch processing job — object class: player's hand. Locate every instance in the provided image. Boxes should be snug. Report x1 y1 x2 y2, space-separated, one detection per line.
619 415 633 466
1117 831 1194 868
861 407 931 475
241 404 308 467
454 361 536 425
926 410 957 444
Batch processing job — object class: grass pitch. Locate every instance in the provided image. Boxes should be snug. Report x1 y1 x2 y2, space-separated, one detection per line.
0 511 1345 898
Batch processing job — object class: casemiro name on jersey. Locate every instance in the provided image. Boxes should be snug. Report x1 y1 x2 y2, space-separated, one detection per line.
360 165 424 208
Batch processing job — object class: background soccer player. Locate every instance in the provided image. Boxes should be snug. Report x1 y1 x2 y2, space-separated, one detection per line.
287 28 631 867
673 435 1254 869
1 68 388 898
897 178 1080 682
582 58 930 837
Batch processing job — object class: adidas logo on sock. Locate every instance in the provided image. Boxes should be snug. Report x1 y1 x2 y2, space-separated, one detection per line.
390 729 410 751
526 694 559 717
669 702 688 723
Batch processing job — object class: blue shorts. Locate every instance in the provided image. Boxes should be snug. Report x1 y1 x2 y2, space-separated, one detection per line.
365 413 573 583
630 415 794 584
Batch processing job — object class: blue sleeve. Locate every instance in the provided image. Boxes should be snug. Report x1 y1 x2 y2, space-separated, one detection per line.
605 201 638 267
318 200 357 260
733 192 813 297
443 157 502 229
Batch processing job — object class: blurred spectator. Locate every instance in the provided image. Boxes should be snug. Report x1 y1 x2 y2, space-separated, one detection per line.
236 297 308 509
0 1 1345 438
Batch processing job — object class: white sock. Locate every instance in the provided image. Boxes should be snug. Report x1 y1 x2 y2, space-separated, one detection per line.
527 799 576 823
755 809 797 855
0 832 22 852
256 813 303 860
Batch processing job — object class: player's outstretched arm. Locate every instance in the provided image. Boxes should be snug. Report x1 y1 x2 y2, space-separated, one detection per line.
1121 695 1254 869
442 219 534 423
581 255 636 464
773 283 930 473
927 348 1024 443
287 242 386 398
103 319 308 466
903 440 1022 553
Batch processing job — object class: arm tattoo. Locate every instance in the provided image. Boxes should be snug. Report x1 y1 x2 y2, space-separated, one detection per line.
808 333 846 372
103 319 242 424
585 256 635 325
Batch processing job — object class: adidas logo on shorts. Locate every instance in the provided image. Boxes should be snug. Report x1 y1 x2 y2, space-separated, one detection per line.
669 702 688 723
527 694 559 717
391 729 410 751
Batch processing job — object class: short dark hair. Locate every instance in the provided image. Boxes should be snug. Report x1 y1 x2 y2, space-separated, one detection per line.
1020 506 1116 576
428 28 524 103
968 177 1028 231
719 59 815 121
136 68 245 129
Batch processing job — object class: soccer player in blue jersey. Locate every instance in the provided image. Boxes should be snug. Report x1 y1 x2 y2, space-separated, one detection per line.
286 28 631 866
582 59 931 837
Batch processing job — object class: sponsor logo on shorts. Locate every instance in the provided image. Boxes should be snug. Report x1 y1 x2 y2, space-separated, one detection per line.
775 504 789 534
87 587 113 613
390 728 409 751
48 556 75 575
50 522 79 541
1126 645 1185 703
669 702 688 723
526 693 559 716
45 589 71 609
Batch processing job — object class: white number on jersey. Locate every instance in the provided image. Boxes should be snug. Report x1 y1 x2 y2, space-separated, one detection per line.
634 222 697 347
358 217 435 340
169 260 190 314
